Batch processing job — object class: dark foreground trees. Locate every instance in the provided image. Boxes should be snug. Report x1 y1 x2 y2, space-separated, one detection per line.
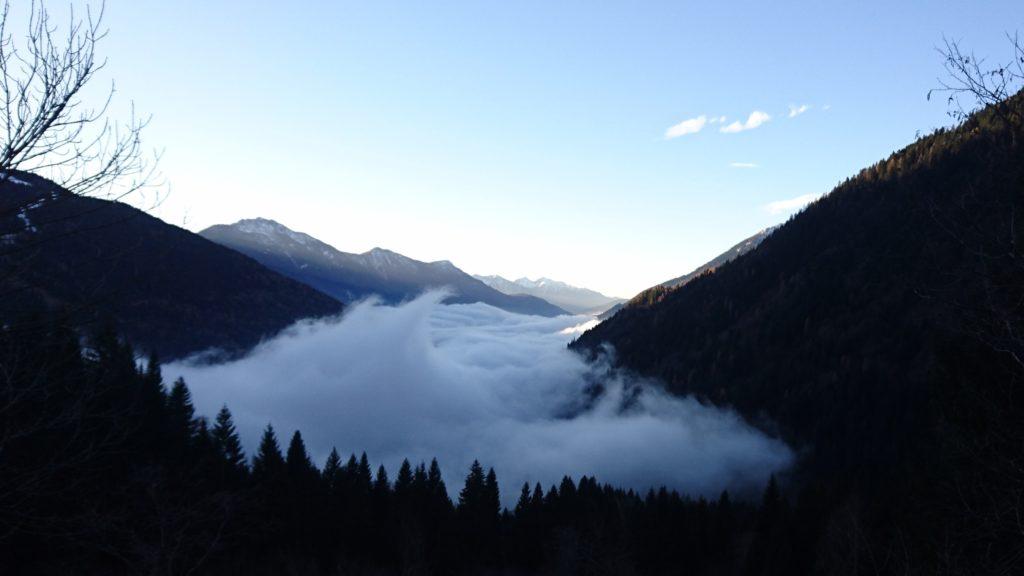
0 317 810 575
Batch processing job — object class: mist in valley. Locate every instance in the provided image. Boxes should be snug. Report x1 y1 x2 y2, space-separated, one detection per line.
167 292 793 503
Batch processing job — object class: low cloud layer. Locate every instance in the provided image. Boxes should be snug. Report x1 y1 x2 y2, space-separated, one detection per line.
167 293 792 503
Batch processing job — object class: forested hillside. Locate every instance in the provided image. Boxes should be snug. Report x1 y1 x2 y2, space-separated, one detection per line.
0 318 794 575
573 93 1024 572
0 175 343 359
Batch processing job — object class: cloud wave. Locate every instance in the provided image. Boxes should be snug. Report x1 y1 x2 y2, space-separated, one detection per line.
665 115 708 139
167 293 793 503
720 110 771 133
788 104 810 118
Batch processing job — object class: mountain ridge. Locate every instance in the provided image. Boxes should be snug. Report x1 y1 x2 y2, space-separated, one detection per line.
0 175 343 360
201 218 569 317
596 226 776 321
571 94 1024 477
473 274 624 316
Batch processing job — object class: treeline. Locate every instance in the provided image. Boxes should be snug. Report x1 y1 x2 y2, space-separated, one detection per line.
0 317 810 575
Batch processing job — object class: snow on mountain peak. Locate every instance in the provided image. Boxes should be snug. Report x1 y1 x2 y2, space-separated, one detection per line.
233 218 316 248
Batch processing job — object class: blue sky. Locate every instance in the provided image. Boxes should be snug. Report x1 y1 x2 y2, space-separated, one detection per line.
48 1 1023 297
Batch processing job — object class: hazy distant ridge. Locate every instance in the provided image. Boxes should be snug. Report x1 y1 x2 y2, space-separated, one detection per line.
201 218 568 317
473 274 624 316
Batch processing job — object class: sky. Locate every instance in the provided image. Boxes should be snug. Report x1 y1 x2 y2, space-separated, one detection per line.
30 0 1023 297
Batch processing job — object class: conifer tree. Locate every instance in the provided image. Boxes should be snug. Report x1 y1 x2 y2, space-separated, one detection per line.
515 483 531 516
459 460 485 511
166 377 197 440
322 447 343 493
373 465 390 494
414 462 427 480
143 351 164 393
212 405 247 477
484 468 501 521
372 464 391 519
427 458 447 499
531 483 544 508
757 474 782 533
356 452 373 494
286 430 317 480
251 424 285 480
395 459 414 498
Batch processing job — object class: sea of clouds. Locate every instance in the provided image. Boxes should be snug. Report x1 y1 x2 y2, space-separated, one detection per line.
166 292 792 504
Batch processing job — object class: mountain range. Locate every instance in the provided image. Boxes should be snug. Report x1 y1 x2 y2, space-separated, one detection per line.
0 173 343 360
200 218 568 317
473 275 624 316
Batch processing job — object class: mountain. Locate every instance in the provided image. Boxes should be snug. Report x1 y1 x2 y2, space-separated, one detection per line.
597 227 776 321
572 96 1024 568
473 275 625 315
0 173 343 360
200 219 568 317
572 101 1024 470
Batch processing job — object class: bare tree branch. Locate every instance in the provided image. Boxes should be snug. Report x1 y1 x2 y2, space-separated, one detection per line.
0 0 160 211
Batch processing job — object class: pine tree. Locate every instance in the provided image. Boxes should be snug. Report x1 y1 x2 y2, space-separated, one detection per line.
395 459 414 498
143 351 164 393
322 447 343 493
459 460 485 511
286 430 317 480
193 417 217 470
136 350 167 455
758 474 782 533
427 458 447 499
356 452 372 494
484 468 501 520
252 423 285 480
166 377 197 440
374 464 390 493
515 482 531 516
531 483 544 508
212 405 247 475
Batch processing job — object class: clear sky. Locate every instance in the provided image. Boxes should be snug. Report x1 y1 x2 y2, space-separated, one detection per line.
47 1 1024 297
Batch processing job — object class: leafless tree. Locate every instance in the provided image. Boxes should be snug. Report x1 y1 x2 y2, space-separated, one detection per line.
929 34 1024 128
0 1 163 558
922 32 1024 576
0 0 158 206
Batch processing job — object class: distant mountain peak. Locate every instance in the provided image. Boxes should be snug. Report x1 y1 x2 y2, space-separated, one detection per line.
201 220 568 317
475 274 624 316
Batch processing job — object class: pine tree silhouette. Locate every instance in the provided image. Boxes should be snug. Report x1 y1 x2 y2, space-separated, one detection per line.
212 405 247 480
286 430 317 480
252 423 285 480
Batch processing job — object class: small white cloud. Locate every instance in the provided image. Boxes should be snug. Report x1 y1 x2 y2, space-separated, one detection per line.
788 104 810 118
763 193 821 215
708 115 727 124
665 115 708 139
720 110 771 133
730 162 759 169
822 104 832 111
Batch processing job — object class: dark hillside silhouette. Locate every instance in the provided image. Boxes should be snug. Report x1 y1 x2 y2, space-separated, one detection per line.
0 173 343 359
574 91 1024 572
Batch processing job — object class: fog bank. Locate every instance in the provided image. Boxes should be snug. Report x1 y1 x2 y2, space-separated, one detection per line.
167 292 792 503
